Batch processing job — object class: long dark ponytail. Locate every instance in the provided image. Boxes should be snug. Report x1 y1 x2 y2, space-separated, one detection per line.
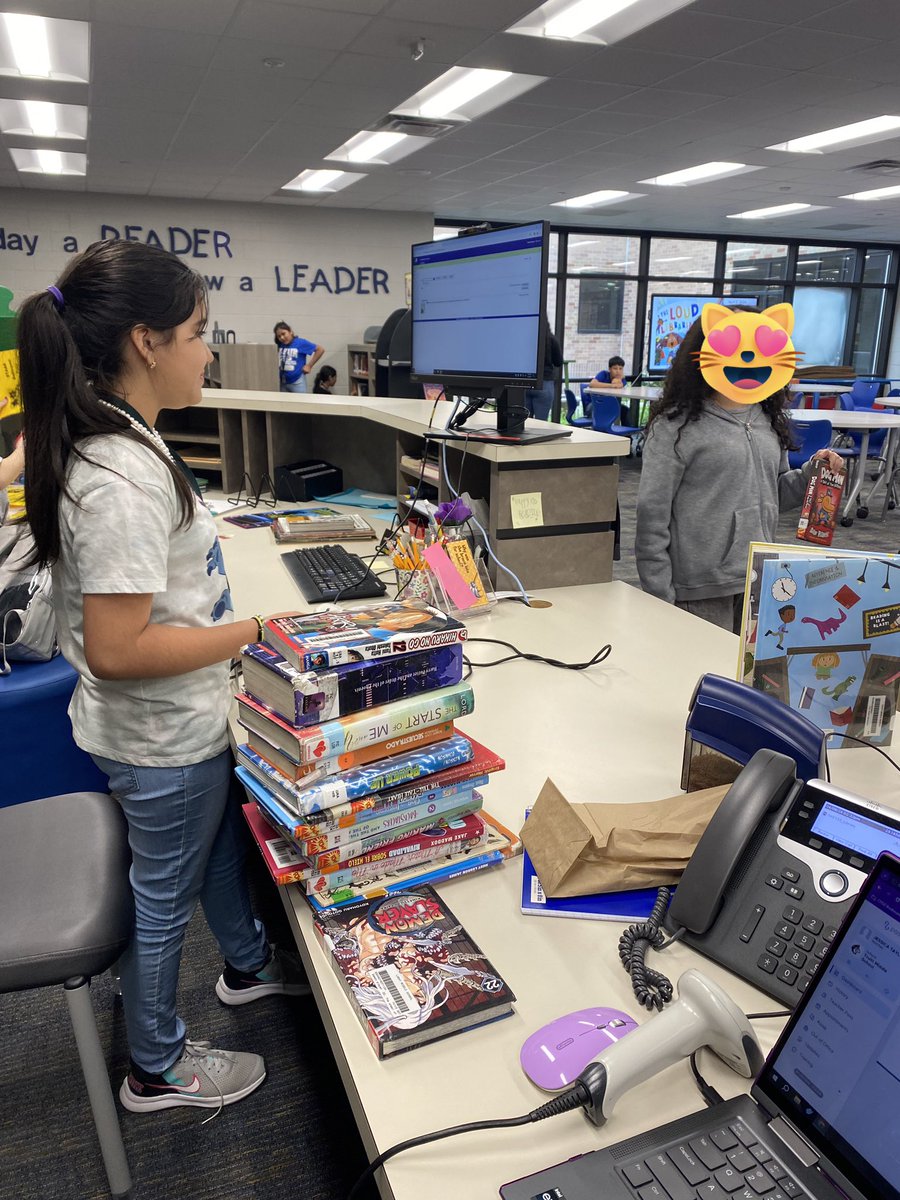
19 239 207 566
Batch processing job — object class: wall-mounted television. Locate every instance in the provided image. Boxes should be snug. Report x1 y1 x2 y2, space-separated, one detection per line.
648 293 760 376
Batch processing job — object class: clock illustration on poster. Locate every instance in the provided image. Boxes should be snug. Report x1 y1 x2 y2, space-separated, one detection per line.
771 567 797 603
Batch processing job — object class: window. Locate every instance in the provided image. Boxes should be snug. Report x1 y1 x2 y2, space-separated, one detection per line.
792 287 851 366
725 241 788 281
567 234 638 275
863 249 892 284
723 281 785 308
564 278 637 380
548 231 560 274
852 288 889 373
796 245 857 283
577 278 624 333
649 237 716 277
546 276 557 333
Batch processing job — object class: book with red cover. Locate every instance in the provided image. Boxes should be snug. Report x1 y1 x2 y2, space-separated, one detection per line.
313 884 515 1058
796 462 846 547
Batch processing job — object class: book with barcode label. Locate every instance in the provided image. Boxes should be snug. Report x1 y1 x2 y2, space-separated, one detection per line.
313 884 515 1058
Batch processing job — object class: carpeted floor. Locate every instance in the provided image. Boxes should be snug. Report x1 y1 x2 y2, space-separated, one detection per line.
0 842 378 1200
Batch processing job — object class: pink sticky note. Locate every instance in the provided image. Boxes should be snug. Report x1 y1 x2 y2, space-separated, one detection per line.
422 542 476 610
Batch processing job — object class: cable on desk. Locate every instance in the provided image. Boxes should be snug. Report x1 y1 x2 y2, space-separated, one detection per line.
618 888 681 1011
464 637 612 672
824 730 900 779
346 1085 590 1200
689 1010 790 1108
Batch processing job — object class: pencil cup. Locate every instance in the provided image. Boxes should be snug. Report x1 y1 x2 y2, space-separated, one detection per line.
395 566 438 603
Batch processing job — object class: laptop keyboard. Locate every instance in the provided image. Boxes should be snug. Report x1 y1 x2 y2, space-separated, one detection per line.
618 1117 807 1200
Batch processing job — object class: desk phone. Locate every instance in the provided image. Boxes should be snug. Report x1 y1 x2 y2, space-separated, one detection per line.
666 748 900 1007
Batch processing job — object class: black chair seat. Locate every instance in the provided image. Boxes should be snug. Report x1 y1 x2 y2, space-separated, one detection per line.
0 792 132 992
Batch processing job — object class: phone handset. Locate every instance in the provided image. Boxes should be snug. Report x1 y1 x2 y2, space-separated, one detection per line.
668 748 798 935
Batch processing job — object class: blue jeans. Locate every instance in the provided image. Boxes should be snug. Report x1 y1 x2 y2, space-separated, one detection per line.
524 379 555 421
92 749 268 1073
280 376 307 393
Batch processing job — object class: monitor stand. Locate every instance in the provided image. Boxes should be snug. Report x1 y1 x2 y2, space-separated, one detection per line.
428 387 573 446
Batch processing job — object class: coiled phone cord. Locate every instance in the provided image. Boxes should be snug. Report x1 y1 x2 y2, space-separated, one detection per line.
617 887 684 1011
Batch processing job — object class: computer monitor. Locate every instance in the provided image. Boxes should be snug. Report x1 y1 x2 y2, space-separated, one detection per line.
410 222 569 444
648 292 761 377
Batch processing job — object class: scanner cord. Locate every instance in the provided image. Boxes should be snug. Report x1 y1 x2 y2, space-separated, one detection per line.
346 1084 590 1200
438 442 530 601
618 887 680 1011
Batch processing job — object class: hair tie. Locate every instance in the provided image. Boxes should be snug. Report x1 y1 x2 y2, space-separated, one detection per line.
46 285 65 311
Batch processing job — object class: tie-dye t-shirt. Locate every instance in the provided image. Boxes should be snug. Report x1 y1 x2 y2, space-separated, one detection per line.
52 434 234 766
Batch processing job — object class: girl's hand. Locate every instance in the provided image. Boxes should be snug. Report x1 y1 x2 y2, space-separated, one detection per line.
810 449 844 473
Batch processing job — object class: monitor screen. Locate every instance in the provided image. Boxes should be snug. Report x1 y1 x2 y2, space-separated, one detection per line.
648 293 760 375
410 222 548 389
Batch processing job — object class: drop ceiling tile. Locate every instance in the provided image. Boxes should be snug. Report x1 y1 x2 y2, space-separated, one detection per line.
523 78 639 110
798 0 898 33
93 0 241 34
459 32 595 76
91 26 218 89
721 26 876 70
346 17 489 62
562 48 702 87
383 0 533 26
482 102 584 130
604 88 717 118
662 59 793 95
226 1 372 48
625 12 781 57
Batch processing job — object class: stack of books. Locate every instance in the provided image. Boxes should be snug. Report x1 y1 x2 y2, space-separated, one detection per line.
235 600 518 910
271 507 376 543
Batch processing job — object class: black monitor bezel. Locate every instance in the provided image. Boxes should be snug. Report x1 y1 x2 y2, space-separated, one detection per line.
410 220 550 392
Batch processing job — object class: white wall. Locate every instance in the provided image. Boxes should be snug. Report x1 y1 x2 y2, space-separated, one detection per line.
0 191 432 392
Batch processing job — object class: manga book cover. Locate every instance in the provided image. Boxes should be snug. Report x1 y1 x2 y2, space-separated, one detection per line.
796 463 846 547
314 885 515 1057
264 600 467 670
752 552 900 748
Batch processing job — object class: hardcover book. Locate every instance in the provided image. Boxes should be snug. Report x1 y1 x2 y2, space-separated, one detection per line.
235 682 474 764
263 600 467 671
796 462 846 547
233 731 487 820
272 511 376 543
521 849 659 922
240 641 464 728
313 885 515 1058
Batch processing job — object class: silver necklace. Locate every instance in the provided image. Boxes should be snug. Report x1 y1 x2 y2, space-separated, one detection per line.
96 399 176 466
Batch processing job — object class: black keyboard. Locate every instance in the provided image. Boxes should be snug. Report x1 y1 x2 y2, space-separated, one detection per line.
281 544 387 604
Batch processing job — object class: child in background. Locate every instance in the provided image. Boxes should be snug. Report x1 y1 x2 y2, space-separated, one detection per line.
19 241 309 1115
312 364 337 395
591 356 625 389
635 316 842 633
274 321 323 393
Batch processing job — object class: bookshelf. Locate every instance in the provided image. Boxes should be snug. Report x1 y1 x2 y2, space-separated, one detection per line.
347 343 377 397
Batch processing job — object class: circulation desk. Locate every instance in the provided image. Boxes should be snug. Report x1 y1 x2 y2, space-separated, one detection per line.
165 390 628 590
221 522 900 1200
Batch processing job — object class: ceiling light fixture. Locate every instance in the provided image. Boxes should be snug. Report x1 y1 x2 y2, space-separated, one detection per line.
9 146 86 174
0 97 87 139
841 183 900 201
24 99 58 137
325 128 433 166
642 161 749 186
281 168 365 194
727 202 816 219
768 115 900 154
420 68 511 119
393 66 544 123
508 0 694 44
551 188 636 207
346 131 406 163
2 12 50 76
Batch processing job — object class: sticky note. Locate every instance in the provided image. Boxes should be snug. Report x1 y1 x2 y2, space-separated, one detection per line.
422 542 477 610
510 492 543 529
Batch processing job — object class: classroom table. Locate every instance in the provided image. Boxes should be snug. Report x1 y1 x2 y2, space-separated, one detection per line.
790 408 900 522
789 383 852 408
221 521 900 1200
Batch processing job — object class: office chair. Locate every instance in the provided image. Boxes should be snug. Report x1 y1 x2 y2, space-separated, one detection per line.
590 392 643 449
0 791 133 1197
835 381 890 518
787 418 832 471
564 388 591 428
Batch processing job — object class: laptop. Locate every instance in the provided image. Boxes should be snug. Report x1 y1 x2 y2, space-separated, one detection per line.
501 851 900 1200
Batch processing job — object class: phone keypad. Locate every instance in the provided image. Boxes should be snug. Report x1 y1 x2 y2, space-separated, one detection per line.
747 866 840 997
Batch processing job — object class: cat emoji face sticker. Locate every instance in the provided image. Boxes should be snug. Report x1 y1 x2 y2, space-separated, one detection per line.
698 302 798 405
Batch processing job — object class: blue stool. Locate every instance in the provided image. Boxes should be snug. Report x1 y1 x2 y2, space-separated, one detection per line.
0 655 109 807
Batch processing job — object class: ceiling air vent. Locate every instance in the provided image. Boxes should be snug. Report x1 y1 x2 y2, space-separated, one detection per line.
847 159 900 175
375 115 460 139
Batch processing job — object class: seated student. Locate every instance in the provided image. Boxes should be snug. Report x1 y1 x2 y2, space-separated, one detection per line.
312 364 337 395
590 356 625 389
0 436 24 490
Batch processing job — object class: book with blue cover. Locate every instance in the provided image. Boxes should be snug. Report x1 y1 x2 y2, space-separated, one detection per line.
240 641 464 727
520 847 659 922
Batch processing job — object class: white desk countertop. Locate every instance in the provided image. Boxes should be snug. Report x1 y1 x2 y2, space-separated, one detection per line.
220 522 899 1200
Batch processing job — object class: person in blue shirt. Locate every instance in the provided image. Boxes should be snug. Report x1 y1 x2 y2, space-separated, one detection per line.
273 321 323 393
592 355 625 390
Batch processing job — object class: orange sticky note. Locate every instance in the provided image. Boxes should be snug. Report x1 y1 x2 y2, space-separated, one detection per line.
422 541 476 611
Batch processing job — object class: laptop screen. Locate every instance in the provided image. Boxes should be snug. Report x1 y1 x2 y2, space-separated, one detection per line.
756 852 900 1200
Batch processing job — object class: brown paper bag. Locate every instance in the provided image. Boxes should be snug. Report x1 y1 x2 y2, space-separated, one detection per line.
520 778 730 898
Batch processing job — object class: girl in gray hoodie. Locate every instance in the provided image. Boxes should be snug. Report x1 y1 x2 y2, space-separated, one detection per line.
635 315 842 633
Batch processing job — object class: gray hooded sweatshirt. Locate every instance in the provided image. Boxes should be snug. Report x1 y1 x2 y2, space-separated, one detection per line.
636 400 814 604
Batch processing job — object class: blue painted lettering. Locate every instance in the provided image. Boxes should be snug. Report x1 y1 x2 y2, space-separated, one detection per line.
239 276 253 291
373 268 389 294
168 226 192 256
0 229 38 256
213 230 232 258
334 266 354 294
204 275 224 290
356 266 372 294
274 266 289 292
309 267 333 293
124 224 142 242
193 228 209 258
292 264 308 292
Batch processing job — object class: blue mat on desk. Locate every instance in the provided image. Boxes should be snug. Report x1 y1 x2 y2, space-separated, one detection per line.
314 488 396 512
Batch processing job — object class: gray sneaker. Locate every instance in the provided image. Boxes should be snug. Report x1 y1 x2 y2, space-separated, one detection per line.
120 1041 266 1113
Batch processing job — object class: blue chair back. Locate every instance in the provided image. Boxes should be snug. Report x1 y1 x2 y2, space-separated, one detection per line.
591 392 622 434
564 389 578 422
848 379 882 407
787 418 832 470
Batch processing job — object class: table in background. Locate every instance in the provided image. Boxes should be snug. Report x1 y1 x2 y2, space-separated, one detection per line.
221 520 900 1200
790 408 900 523
789 383 852 408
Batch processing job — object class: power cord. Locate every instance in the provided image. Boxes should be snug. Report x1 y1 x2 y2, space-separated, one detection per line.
618 888 683 1011
464 637 612 672
346 1084 590 1200
824 730 900 783
690 1010 790 1108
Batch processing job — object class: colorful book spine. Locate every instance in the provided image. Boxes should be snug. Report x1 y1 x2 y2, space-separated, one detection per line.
300 797 483 872
303 815 488 896
240 641 464 727
236 730 477 816
242 712 455 771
